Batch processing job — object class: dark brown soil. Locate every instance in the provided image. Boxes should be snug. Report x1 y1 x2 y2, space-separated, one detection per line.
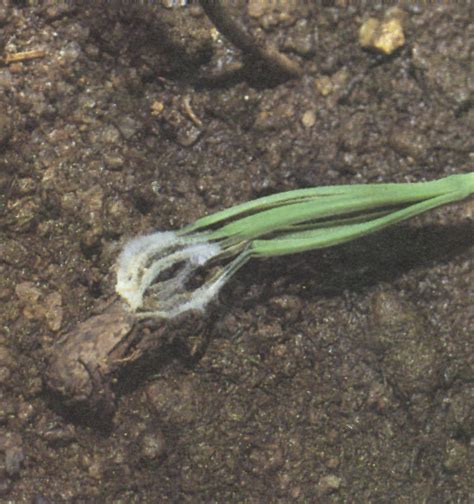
0 4 472 502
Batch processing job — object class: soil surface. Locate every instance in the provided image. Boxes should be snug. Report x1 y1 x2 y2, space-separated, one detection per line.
0 4 473 502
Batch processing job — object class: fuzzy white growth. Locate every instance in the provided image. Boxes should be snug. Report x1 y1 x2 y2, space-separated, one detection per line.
116 231 226 318
116 231 178 311
155 273 228 319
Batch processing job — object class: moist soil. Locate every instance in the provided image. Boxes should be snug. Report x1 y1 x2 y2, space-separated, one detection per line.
0 4 473 502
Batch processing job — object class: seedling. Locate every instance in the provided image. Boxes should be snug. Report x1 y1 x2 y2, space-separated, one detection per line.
116 173 474 319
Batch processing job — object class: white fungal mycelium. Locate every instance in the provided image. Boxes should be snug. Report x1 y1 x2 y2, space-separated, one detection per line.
116 231 235 319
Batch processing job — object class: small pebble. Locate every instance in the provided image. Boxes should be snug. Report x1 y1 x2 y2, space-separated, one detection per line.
140 431 166 461
15 282 41 304
43 292 63 332
359 17 405 55
301 110 316 128
115 115 141 140
318 474 342 495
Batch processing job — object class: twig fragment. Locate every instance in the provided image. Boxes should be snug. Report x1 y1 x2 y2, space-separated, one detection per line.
201 1 302 79
2 49 46 65
183 95 203 128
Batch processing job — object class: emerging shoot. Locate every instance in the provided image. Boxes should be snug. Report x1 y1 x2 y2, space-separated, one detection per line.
116 173 474 319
